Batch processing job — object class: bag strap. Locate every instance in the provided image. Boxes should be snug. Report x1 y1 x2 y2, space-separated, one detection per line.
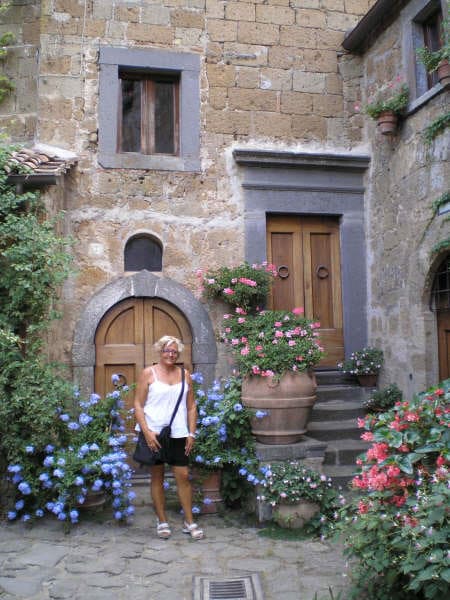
168 367 185 428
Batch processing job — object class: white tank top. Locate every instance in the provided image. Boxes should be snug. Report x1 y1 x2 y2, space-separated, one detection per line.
141 367 189 438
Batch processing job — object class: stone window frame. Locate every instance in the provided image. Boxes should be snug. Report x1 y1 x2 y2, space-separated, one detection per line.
402 0 448 110
98 47 200 172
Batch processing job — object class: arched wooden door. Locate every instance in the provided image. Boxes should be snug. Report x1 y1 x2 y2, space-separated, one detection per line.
267 215 344 368
94 297 193 430
432 255 450 381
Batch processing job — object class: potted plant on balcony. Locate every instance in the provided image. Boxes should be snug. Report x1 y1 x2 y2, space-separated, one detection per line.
221 307 324 444
358 79 409 135
338 346 384 387
416 11 450 87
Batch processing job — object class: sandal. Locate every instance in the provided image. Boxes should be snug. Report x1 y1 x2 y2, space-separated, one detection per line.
156 521 171 539
182 521 204 540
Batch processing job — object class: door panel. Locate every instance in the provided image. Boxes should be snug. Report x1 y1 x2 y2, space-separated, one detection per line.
437 311 450 380
267 215 344 368
95 297 193 435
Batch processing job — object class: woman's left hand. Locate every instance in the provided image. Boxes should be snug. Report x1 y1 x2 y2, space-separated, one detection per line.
185 436 195 456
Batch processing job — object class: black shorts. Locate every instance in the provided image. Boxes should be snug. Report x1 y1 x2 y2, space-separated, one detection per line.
149 437 189 467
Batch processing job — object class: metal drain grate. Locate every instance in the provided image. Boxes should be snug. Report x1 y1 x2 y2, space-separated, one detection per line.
193 574 264 600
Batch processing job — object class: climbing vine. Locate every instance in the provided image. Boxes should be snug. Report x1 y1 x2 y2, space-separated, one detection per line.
0 2 14 104
423 111 450 145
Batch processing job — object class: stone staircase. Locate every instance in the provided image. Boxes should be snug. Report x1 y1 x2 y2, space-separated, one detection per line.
308 370 373 489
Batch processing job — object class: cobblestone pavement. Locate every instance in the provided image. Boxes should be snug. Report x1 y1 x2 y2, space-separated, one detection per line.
0 489 350 600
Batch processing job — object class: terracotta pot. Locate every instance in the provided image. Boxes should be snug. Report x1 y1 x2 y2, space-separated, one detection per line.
191 468 223 514
377 110 398 135
357 374 378 387
77 490 106 510
241 371 317 445
437 59 450 87
273 500 320 529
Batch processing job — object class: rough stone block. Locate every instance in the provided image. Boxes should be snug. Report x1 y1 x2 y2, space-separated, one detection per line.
115 6 140 23
208 87 228 109
223 42 268 66
291 113 327 139
205 0 225 19
256 5 295 25
316 28 344 49
293 71 326 93
127 23 174 44
326 11 360 32
40 55 71 75
280 91 313 114
252 111 292 137
84 20 106 38
260 67 292 90
321 0 345 9
174 27 204 47
236 66 259 88
313 93 343 116
225 2 256 22
207 63 236 87
345 0 371 15
268 46 297 68
207 18 237 42
141 4 170 25
206 107 251 134
280 25 316 48
302 48 337 73
171 8 205 29
228 87 278 111
295 8 326 28
54 0 85 18
238 22 279 45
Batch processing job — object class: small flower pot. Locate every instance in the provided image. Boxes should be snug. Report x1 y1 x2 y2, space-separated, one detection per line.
191 468 223 514
437 59 450 88
77 490 106 510
273 500 320 529
377 110 398 136
357 374 378 387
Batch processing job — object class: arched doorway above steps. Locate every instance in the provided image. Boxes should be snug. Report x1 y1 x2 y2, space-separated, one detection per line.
72 270 217 398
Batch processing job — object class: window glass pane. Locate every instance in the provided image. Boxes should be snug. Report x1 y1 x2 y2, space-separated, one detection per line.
124 236 162 272
121 79 141 153
154 81 175 154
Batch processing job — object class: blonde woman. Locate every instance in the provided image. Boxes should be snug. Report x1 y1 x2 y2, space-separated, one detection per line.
134 335 203 540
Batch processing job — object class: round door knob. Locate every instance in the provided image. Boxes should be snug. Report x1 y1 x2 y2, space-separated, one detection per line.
277 265 290 279
316 265 329 279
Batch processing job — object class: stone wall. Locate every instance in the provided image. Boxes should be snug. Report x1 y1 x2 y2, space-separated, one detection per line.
360 9 449 394
1 1 388 380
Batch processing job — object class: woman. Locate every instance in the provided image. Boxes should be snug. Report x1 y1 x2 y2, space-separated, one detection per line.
134 335 203 540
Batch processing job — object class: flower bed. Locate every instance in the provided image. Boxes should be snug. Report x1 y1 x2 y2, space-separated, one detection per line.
338 381 450 599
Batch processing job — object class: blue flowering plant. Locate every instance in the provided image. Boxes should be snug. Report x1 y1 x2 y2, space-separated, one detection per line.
6 375 135 525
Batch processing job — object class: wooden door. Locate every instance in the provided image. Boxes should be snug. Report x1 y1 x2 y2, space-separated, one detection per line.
437 311 450 380
95 297 193 432
267 215 344 368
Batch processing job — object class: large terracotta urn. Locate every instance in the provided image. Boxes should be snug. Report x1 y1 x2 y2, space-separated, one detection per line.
241 371 317 445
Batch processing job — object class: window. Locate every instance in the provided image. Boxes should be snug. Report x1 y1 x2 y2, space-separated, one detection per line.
403 0 446 104
119 69 179 156
99 47 200 171
431 256 450 311
124 235 162 272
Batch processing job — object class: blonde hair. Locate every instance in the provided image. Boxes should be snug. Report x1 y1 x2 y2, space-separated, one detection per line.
154 335 184 354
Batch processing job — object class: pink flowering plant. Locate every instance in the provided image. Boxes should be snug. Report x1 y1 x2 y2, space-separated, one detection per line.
198 261 277 313
355 77 409 120
338 381 450 599
338 346 383 376
221 307 324 381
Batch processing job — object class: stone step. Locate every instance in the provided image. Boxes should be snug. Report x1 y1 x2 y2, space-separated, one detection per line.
314 370 354 385
311 399 366 421
316 384 373 403
321 464 359 489
323 438 369 466
307 418 363 441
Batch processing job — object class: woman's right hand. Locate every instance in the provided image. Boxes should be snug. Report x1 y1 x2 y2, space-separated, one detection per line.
144 430 160 451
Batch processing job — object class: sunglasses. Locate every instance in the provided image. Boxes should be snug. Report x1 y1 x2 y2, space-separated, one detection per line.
162 348 179 355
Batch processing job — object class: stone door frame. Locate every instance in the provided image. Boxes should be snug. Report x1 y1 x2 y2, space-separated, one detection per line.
72 270 217 397
233 149 371 359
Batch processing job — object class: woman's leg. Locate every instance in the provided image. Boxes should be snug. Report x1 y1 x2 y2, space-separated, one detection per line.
172 465 195 524
150 464 167 523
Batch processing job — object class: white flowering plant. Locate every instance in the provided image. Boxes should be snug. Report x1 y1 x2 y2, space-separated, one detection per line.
338 347 384 376
259 461 343 536
5 376 135 525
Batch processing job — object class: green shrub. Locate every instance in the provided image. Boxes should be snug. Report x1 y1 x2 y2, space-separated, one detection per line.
364 383 403 413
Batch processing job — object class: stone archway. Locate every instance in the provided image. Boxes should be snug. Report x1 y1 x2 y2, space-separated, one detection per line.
72 270 217 397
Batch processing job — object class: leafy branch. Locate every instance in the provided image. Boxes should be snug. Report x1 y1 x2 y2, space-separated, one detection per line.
423 111 450 145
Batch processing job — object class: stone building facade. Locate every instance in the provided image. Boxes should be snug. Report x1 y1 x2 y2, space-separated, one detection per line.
1 0 448 400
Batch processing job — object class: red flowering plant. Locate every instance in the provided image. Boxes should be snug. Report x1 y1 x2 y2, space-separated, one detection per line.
197 261 277 313
220 307 324 381
338 381 450 600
